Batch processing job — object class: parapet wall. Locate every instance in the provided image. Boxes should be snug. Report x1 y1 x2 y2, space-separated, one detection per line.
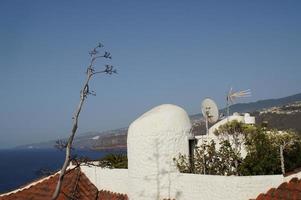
171 173 284 200
80 165 128 195
81 165 301 200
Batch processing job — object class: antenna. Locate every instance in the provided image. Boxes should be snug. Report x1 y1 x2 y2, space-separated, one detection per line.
201 98 219 135
226 88 251 117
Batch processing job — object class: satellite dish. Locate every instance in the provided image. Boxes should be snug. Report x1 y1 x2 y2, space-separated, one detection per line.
201 98 219 123
201 98 219 135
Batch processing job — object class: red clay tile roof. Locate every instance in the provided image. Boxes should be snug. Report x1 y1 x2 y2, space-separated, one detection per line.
0 168 128 200
97 190 128 200
284 167 301 177
254 177 301 200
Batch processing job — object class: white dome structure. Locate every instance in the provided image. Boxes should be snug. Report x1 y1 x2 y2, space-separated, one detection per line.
127 104 191 200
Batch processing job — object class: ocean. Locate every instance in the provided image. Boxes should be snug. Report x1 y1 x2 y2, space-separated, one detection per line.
0 148 125 193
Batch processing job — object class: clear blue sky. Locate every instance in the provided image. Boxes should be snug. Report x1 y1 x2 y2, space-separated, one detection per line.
0 0 300 148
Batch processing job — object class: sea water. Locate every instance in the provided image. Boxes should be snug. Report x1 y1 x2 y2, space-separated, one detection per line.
0 148 125 193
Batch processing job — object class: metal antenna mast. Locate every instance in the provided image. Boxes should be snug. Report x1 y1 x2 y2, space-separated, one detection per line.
226 88 251 118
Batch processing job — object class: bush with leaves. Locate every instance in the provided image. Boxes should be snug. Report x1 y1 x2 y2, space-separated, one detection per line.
174 121 301 176
194 140 219 175
214 120 256 155
173 154 191 173
218 140 242 175
284 140 301 172
238 128 281 175
241 129 301 175
98 153 128 169
174 139 241 175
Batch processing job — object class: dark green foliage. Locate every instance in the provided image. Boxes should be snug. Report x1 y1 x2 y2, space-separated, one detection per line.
241 128 301 175
173 154 191 173
238 129 281 175
174 121 301 176
218 140 242 175
283 141 301 172
194 140 221 175
98 153 128 169
174 139 241 175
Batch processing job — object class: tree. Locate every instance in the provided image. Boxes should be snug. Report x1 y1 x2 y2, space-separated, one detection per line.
174 139 241 175
174 121 301 176
218 140 242 175
194 140 220 175
238 128 281 175
238 128 301 175
265 129 299 174
213 120 255 174
52 43 116 200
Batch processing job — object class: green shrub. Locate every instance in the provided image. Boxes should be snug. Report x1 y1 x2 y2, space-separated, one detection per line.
98 153 128 169
174 121 301 176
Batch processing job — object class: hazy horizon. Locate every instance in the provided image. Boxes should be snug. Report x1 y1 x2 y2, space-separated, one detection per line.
1 91 300 149
1 1 300 148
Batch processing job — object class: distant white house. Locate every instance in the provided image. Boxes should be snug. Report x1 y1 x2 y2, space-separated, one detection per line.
195 112 255 157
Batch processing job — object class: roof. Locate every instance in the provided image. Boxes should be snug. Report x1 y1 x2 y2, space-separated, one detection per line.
253 177 301 200
0 168 128 200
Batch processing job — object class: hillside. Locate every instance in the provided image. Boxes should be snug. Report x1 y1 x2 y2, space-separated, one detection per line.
15 129 128 150
15 92 301 150
253 101 301 134
190 93 301 120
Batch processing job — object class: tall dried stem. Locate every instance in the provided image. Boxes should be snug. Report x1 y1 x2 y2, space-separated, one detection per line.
52 43 116 200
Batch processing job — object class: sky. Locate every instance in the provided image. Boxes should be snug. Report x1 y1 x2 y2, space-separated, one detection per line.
0 0 300 148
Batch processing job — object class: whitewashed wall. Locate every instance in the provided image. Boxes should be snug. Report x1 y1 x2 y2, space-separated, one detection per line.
81 165 301 200
127 104 191 200
171 173 284 200
79 105 298 200
80 165 128 194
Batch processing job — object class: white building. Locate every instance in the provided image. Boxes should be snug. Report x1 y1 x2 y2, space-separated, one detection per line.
195 112 255 157
1 104 300 200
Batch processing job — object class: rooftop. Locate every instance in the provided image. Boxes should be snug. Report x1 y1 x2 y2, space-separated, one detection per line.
0 168 128 200
253 177 301 200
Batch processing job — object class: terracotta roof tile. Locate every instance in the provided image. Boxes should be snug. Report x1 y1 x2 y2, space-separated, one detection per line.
97 190 128 200
284 167 301 177
0 168 128 200
254 177 301 200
